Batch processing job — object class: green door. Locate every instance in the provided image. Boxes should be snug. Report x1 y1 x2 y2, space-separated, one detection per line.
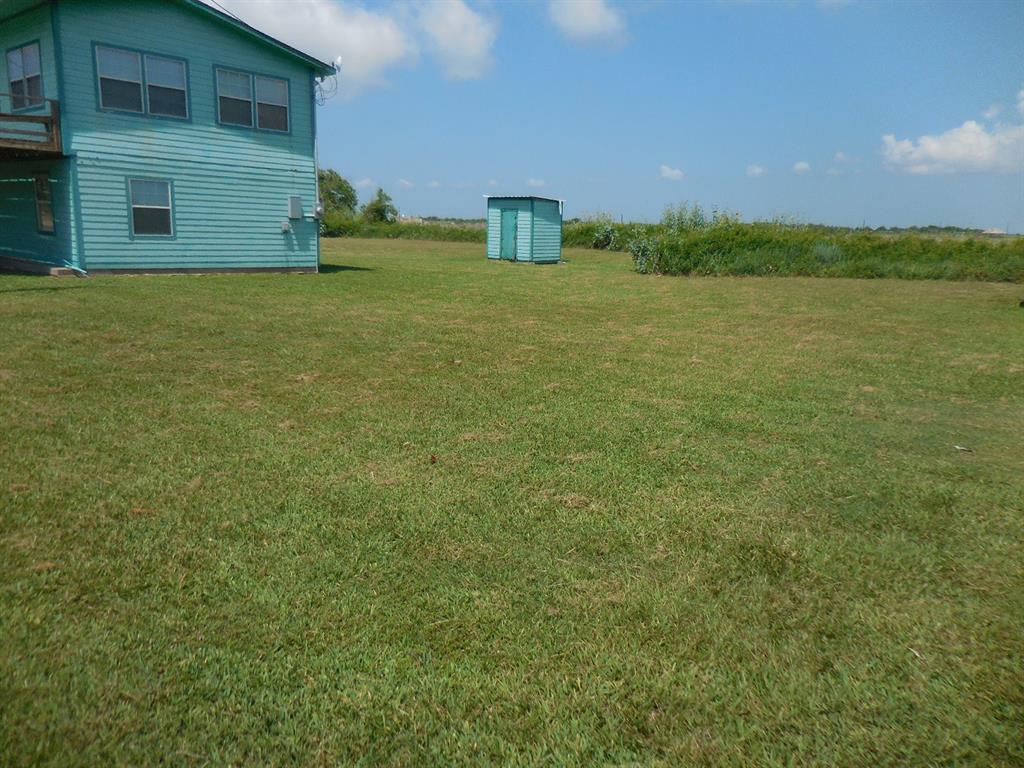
500 209 518 260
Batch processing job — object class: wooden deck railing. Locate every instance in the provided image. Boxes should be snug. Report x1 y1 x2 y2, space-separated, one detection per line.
0 94 62 155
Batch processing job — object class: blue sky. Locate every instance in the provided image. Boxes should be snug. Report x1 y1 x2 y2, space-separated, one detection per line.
222 0 1024 229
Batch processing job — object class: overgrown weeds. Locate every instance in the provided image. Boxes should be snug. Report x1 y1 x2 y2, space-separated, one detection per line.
321 202 1024 282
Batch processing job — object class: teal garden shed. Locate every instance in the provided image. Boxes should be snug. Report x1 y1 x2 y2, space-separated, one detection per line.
486 196 563 264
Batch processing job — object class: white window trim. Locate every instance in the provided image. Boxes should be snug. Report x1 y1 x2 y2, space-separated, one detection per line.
96 45 143 113
215 67 254 127
7 42 43 111
143 54 188 119
255 75 289 133
128 179 174 237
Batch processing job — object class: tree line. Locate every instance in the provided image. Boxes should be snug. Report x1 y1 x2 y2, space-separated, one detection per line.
318 169 397 224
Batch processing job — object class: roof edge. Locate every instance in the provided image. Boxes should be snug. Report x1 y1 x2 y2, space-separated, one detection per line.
181 0 336 77
485 195 564 203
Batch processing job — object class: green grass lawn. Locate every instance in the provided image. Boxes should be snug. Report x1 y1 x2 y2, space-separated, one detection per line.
2 239 1022 766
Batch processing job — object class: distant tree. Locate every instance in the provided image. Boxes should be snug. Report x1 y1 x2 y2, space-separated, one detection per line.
318 169 358 214
361 188 398 224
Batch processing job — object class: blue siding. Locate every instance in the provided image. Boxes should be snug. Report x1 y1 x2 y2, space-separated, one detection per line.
0 159 75 266
53 0 320 271
0 6 70 267
486 198 532 261
486 197 561 264
531 199 561 263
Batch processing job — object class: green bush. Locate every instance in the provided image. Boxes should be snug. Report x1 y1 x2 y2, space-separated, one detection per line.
592 221 616 250
321 218 485 243
642 222 1024 282
320 210 359 237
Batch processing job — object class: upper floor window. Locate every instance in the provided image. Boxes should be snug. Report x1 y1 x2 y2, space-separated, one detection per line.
7 42 43 111
255 76 288 132
97 46 142 112
145 55 187 118
216 68 252 127
217 68 289 132
96 45 188 119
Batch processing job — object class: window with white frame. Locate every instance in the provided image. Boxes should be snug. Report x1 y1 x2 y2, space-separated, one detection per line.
255 76 288 132
96 46 143 112
129 179 173 236
216 68 253 127
33 174 54 233
144 54 187 118
7 42 43 110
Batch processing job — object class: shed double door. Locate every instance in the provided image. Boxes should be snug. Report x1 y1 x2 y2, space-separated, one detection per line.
500 208 518 260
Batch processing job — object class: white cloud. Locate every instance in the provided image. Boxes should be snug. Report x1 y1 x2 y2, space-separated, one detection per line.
1018 86 1024 117
882 120 1024 174
203 0 498 94
659 164 684 181
355 178 375 189
826 167 842 176
204 0 413 97
417 0 497 80
397 179 414 188
428 180 441 188
548 0 625 44
746 164 765 177
792 161 811 174
527 178 546 188
983 104 1002 121
833 151 851 164
487 179 499 187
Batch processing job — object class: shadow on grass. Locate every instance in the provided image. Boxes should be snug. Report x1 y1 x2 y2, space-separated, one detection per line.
318 264 375 274
0 284 86 294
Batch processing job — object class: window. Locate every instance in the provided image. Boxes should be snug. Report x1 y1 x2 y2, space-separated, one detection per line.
145 54 187 118
7 42 43 110
129 179 173 236
97 46 143 112
255 76 288 132
217 68 289 132
33 174 54 233
216 68 252 127
96 46 188 118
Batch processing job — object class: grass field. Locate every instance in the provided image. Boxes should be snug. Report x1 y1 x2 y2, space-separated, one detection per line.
2 239 1023 765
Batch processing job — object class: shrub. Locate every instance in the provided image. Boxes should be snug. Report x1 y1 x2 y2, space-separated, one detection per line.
635 223 1024 282
320 209 358 237
813 242 844 265
629 235 659 274
592 221 616 250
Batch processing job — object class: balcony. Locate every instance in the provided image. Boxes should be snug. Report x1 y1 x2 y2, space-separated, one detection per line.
0 94 62 159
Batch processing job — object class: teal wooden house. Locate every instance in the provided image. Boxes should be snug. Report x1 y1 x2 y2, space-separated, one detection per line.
0 0 334 274
486 196 563 264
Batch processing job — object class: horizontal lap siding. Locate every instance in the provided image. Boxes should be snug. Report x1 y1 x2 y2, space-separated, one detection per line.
531 199 561 263
57 0 319 270
486 201 500 258
0 159 74 265
486 198 532 261
516 202 532 261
